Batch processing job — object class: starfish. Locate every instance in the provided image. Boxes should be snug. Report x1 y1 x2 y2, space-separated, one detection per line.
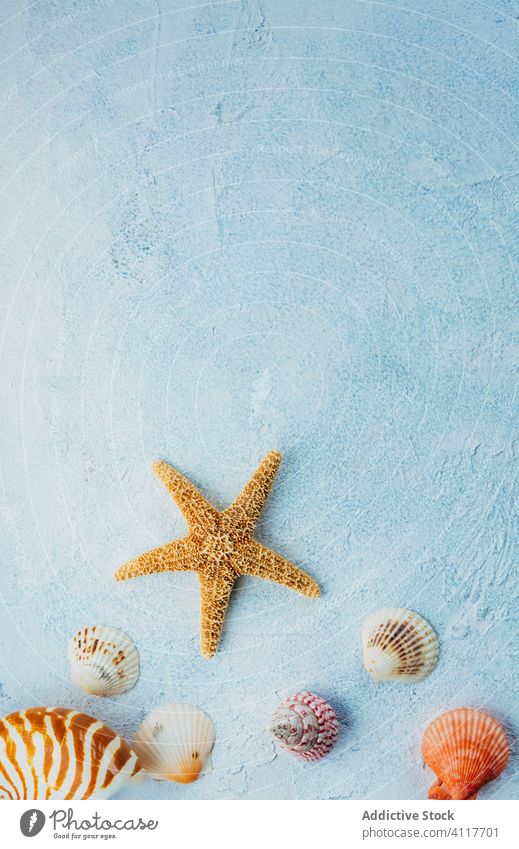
114 451 320 657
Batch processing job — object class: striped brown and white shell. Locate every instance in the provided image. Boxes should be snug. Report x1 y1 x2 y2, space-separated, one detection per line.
422 708 509 800
362 607 439 682
68 625 140 697
134 704 216 784
0 707 144 800
269 691 339 761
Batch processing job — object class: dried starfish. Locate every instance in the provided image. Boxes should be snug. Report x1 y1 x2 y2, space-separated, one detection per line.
114 451 320 657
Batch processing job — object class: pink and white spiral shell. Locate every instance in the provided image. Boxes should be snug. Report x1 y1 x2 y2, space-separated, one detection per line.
269 691 339 761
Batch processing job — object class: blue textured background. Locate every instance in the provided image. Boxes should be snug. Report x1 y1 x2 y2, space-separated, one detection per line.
0 0 517 800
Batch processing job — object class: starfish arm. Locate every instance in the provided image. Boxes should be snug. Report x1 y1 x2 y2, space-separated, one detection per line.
114 538 193 581
198 570 236 658
241 541 320 597
222 450 282 534
152 461 218 532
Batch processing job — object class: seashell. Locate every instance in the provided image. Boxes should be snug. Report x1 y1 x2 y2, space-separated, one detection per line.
270 691 339 761
134 704 216 784
68 625 140 697
422 708 509 800
0 707 144 800
362 607 439 682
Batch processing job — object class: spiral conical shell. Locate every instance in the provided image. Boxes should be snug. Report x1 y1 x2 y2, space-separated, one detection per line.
270 692 339 761
422 708 509 800
68 625 140 697
362 607 439 682
0 707 144 800
134 704 216 784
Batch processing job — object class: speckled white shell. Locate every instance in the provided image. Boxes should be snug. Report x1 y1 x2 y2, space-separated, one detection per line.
134 704 216 784
68 625 140 697
0 707 144 799
362 607 439 682
270 691 339 761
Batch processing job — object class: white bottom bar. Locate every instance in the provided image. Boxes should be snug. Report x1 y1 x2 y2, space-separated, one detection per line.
1 800 518 849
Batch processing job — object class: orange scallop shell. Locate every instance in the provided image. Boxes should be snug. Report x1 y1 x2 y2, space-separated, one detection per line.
421 708 509 800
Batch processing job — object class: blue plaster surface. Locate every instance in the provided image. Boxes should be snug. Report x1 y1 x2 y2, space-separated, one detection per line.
0 1 517 800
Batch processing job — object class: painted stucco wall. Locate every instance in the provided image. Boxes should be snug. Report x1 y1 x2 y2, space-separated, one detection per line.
0 0 517 800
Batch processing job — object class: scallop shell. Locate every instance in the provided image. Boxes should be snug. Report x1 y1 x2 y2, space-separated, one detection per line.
362 607 439 682
270 691 339 761
68 625 140 697
422 708 509 800
0 707 144 800
134 704 216 784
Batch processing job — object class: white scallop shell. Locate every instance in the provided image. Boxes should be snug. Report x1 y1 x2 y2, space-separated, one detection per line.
0 707 145 800
134 704 216 784
362 607 439 682
68 625 140 697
